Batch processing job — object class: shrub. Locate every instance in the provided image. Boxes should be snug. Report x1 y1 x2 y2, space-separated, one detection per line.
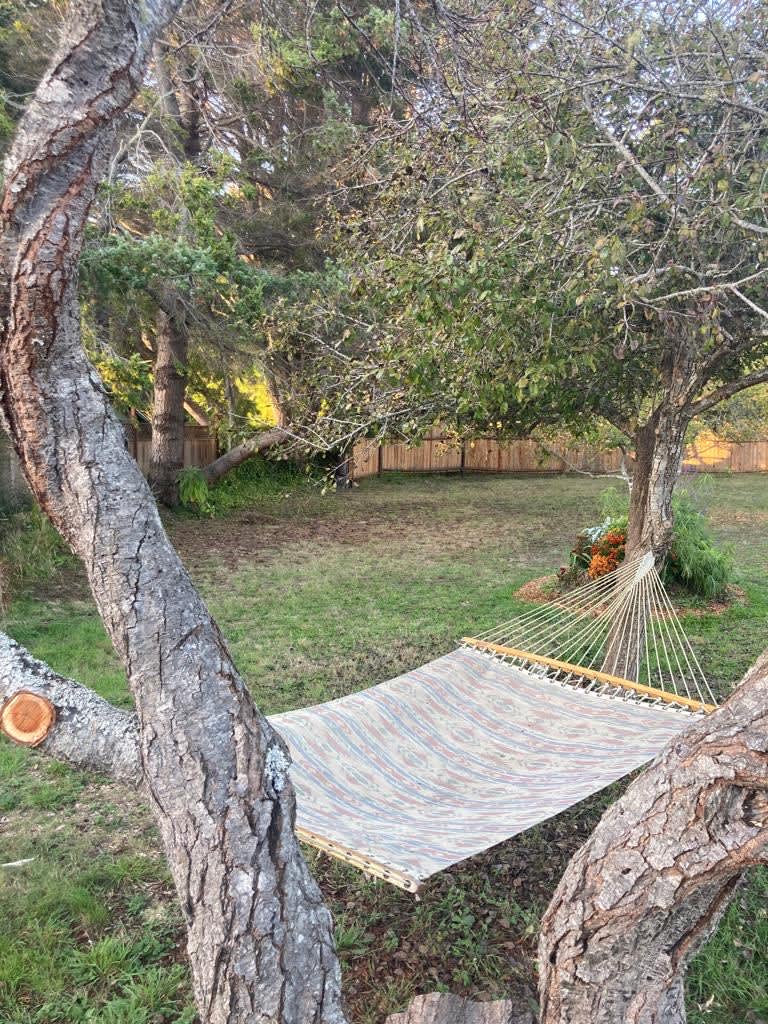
565 486 731 599
586 528 627 579
207 456 309 513
567 515 627 582
178 467 211 514
664 492 731 599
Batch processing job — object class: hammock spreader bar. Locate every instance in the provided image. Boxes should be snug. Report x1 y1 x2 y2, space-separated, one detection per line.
460 638 716 714
295 826 421 892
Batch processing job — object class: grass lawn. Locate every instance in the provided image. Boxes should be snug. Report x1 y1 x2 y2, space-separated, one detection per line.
1 470 766 1023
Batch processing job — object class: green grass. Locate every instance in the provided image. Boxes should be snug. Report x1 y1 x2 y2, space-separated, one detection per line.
0 830 191 1024
1 472 766 1022
688 868 768 1024
0 745 88 814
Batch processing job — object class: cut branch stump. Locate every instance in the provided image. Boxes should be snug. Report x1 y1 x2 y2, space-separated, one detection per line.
0 690 56 746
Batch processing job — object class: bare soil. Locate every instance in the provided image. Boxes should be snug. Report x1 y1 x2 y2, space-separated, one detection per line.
513 574 746 618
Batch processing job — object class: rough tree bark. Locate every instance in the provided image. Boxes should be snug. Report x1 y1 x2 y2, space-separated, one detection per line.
149 296 188 506
386 993 530 1024
606 343 694 677
626 407 690 564
0 2 346 1022
539 648 768 1024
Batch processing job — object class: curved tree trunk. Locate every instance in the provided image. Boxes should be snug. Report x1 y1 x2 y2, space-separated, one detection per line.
539 648 768 1024
149 300 188 506
0 3 346 1022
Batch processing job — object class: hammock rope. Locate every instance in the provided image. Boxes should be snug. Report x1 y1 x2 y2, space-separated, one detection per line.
463 553 717 713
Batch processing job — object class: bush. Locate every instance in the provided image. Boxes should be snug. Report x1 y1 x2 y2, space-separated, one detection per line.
206 456 309 514
664 492 731 599
566 510 628 583
178 467 212 514
175 457 314 517
564 486 731 599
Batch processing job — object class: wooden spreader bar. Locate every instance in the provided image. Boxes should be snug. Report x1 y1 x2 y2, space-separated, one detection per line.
295 826 420 893
461 638 716 714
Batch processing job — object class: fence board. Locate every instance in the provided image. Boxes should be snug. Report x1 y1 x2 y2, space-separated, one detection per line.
351 440 379 479
127 425 217 476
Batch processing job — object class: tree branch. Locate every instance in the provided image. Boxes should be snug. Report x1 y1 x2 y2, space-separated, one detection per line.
201 426 290 485
730 212 768 237
0 632 140 782
533 437 632 486
688 364 768 417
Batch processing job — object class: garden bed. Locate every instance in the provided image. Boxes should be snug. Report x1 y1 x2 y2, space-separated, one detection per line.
514 574 746 617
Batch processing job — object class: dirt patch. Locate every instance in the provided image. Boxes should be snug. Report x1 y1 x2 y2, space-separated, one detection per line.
680 584 747 617
169 503 537 575
515 575 560 603
26 563 90 603
513 574 745 618
1 778 152 850
169 510 431 572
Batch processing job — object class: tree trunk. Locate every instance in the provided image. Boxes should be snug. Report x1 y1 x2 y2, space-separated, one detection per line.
224 374 237 448
601 407 689 678
333 456 352 490
149 301 188 506
0 2 346 1022
539 648 768 1024
626 408 690 564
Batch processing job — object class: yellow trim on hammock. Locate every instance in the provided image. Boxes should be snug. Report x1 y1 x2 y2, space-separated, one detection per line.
295 826 420 893
461 638 716 714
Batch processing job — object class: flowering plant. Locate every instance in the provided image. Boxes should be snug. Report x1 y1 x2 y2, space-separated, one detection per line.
567 517 628 583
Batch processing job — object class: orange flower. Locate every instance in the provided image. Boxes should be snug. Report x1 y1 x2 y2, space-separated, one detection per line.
588 553 616 579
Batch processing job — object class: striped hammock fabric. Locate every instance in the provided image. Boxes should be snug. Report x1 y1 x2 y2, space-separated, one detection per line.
269 646 692 892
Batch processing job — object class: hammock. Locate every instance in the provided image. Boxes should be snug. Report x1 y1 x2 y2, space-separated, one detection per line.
269 555 716 892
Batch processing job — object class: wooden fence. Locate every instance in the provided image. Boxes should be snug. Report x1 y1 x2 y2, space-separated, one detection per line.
0 425 219 507
125 424 217 476
350 431 768 480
